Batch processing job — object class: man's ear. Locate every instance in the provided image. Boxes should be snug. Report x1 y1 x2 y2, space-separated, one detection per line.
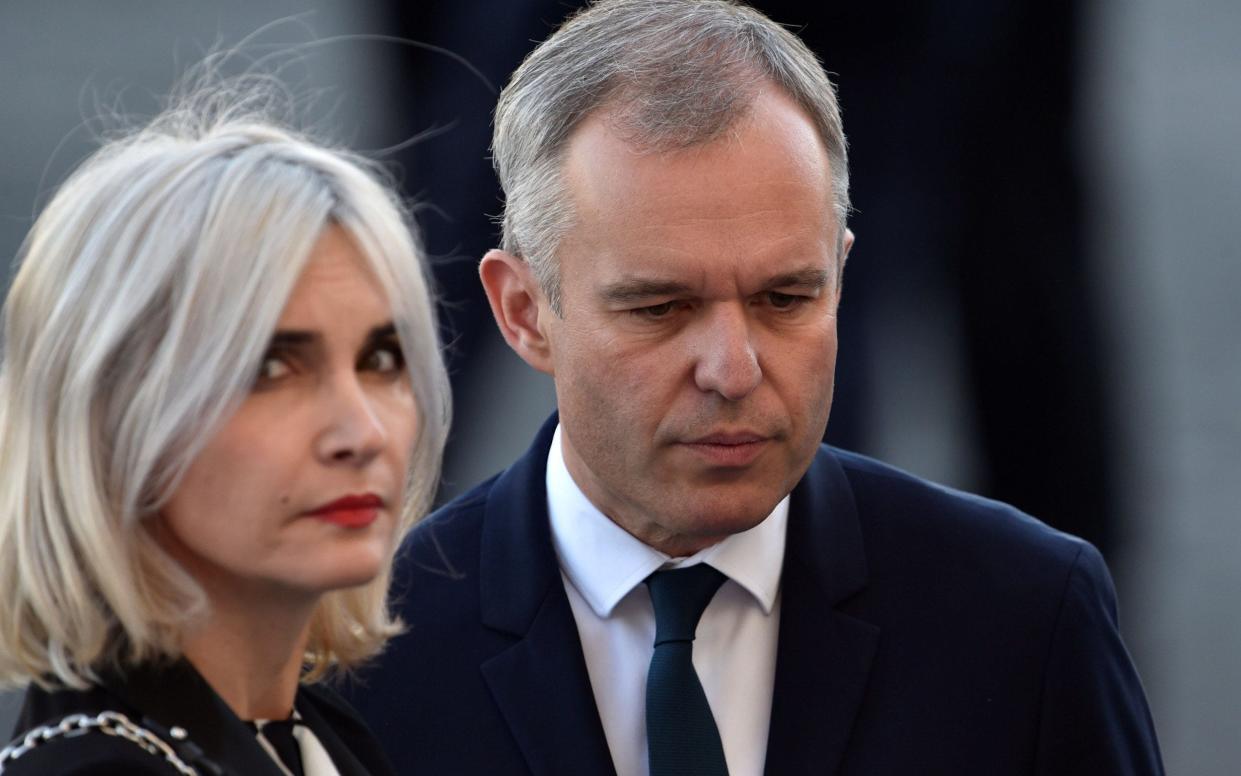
479 249 555 375
835 227 856 302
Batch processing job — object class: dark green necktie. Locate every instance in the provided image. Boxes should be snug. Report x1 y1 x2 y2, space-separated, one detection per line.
645 564 729 776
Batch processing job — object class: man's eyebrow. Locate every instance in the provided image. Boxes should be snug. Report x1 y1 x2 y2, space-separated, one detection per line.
599 279 693 304
765 268 831 290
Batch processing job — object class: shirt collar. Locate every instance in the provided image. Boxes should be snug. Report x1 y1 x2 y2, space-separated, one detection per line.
546 424 787 618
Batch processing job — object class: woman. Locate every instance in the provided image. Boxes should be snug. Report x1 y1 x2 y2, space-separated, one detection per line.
0 86 451 774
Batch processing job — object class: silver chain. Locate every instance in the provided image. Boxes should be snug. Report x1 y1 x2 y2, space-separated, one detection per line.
0 710 198 775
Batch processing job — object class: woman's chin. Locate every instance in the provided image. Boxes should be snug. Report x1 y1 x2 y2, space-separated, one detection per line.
311 553 387 592
270 544 388 597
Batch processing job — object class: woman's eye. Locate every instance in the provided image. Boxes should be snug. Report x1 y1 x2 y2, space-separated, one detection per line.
256 355 292 383
362 344 405 373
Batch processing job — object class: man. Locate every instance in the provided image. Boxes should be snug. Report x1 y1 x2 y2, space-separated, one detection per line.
349 1 1163 774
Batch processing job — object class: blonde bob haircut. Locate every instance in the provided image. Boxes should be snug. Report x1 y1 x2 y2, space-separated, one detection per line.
0 86 451 690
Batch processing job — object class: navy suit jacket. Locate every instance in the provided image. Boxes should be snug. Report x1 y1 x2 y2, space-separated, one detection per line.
349 416 1162 774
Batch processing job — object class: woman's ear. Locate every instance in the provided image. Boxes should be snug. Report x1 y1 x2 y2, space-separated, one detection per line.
479 249 555 375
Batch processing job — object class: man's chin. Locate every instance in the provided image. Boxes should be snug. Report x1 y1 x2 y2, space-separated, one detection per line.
647 499 779 555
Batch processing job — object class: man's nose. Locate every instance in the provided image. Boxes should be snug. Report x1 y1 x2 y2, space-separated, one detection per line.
691 303 762 401
314 374 387 466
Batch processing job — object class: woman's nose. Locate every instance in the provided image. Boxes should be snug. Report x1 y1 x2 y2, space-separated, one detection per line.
314 375 387 466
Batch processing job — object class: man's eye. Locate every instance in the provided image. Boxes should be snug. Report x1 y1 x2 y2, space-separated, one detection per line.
634 301 676 319
361 344 406 373
768 291 803 309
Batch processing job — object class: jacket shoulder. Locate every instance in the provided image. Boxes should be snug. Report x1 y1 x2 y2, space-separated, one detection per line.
819 445 1106 620
828 445 1089 563
3 714 190 775
395 473 497 578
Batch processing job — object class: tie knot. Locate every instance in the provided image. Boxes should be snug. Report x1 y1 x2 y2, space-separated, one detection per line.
646 564 726 646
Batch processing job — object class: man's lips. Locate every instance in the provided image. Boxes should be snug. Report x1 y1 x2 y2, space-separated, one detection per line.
304 493 384 528
679 431 771 467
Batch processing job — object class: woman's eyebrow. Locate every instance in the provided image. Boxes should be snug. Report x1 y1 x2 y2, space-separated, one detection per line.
364 322 397 344
266 322 397 353
268 330 318 348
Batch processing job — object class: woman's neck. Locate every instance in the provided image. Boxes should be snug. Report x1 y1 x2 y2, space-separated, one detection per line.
180 587 317 721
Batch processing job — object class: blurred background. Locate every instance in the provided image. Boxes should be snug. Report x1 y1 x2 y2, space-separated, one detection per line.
1 1 1237 772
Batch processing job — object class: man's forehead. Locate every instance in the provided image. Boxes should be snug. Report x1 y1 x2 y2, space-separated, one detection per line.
562 172 839 289
554 85 840 300
563 113 830 233
564 90 830 199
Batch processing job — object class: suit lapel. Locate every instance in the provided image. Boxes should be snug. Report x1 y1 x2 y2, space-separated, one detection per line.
295 693 377 776
481 585 619 776
764 448 880 776
478 415 618 776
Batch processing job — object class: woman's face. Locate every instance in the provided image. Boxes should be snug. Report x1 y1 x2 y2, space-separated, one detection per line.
159 225 418 602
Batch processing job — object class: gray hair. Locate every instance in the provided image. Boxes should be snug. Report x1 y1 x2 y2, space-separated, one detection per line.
0 84 451 689
493 0 850 312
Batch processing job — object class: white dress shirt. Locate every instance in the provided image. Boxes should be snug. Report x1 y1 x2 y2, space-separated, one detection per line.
546 424 787 776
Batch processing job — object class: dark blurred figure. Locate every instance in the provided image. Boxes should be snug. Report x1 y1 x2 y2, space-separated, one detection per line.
384 0 1116 553
778 0 1118 555
379 1 576 384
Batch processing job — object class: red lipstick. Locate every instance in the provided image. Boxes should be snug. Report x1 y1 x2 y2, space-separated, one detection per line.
305 493 383 528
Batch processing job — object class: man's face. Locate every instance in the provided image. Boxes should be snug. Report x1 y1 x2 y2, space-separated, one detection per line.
527 87 848 555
